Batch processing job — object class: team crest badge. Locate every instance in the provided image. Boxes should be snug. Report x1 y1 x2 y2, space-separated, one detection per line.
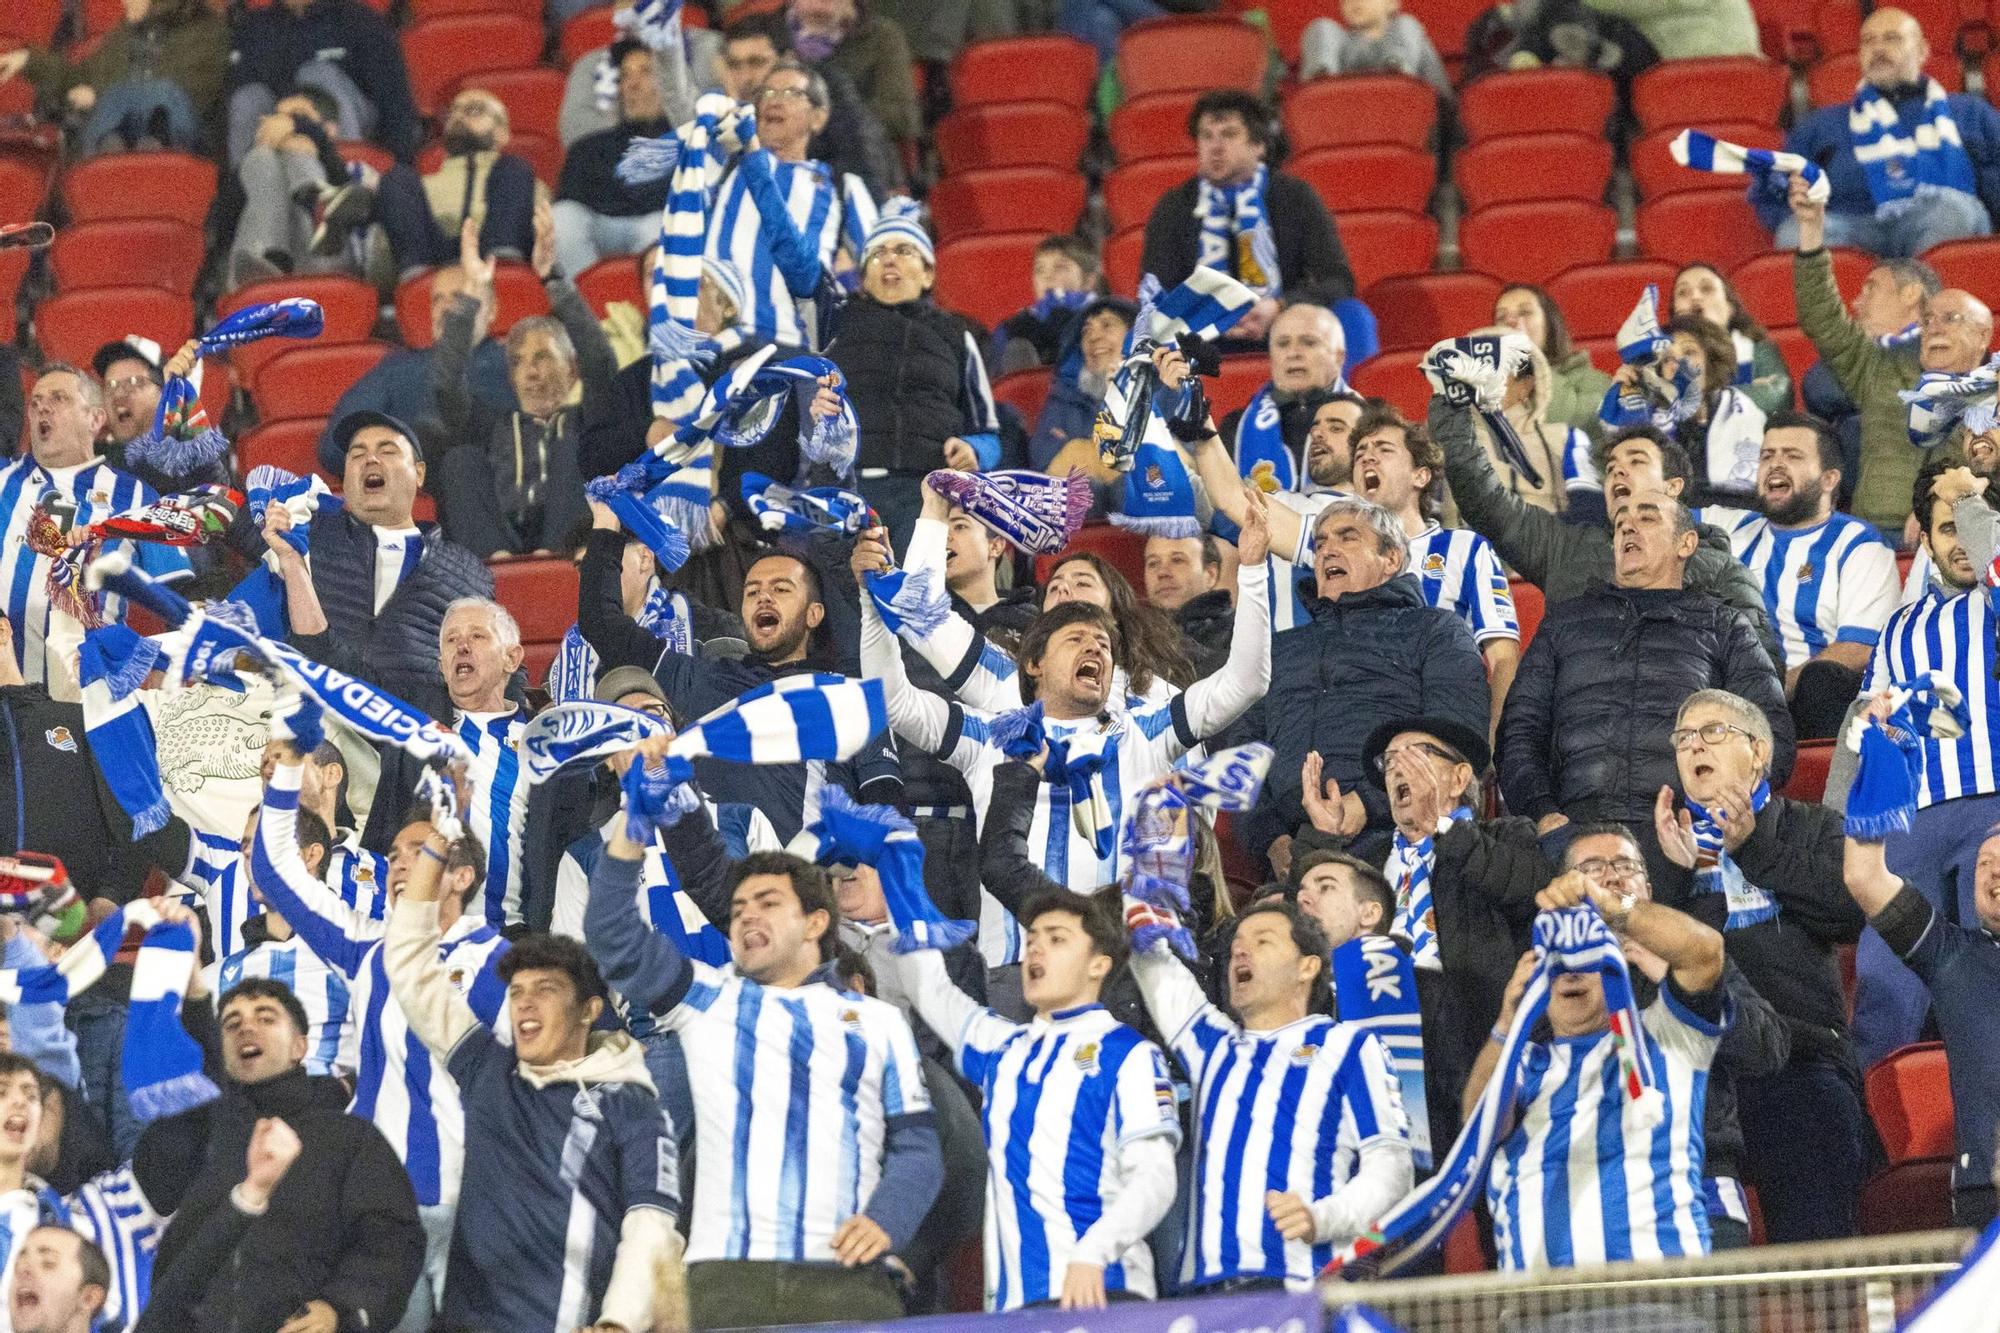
355 865 375 884
1422 552 1446 577
1796 561 1816 584
840 1008 863 1032
1248 460 1282 494
43 726 75 753
1290 1043 1319 1067
1145 464 1164 486
448 968 466 987
1074 1041 1101 1075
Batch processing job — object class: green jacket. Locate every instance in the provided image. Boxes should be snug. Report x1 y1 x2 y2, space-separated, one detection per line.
827 16 921 145
1582 0 1759 58
1431 396 1784 670
1793 246 1928 531
1742 334 1793 418
1546 347 1613 443
25 13 229 129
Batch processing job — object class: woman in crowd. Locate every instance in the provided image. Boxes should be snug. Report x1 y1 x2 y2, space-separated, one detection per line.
1672 261 1792 417
1494 283 1612 442
1607 314 1766 502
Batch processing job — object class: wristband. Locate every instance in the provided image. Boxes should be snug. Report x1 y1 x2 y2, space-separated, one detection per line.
1490 1025 1509 1044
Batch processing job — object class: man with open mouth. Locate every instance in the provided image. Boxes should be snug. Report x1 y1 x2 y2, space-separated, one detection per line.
8 1226 112 1333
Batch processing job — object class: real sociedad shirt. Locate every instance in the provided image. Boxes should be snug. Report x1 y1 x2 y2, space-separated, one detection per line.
456 708 529 929
219 935 354 1078
1863 585 2000 808
705 156 874 349
1406 522 1520 646
1714 510 1899 672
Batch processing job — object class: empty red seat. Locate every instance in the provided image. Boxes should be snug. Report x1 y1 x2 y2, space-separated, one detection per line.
1283 75 1439 153
62 151 216 226
1509 577 1544 646
1638 193 1773 269
1811 50 1961 106
1404 0 1494 70
49 219 203 294
489 556 580 644
1339 210 1440 290
1633 57 1789 130
449 66 566 143
1257 0 1328 64
0 158 48 228
1458 68 1615 142
236 417 332 482
1812 0 1863 56
1728 247 1872 329
1033 522 1147 589
1867 1041 1955 1164
933 232 1043 330
217 274 380 391
1117 17 1266 99
927 168 1084 244
1549 260 1681 338
1461 201 1616 286
992 367 1054 425
395 261 550 348
402 14 546 118
1104 157 1195 233
951 35 1098 107
1857 1158 1956 1235
1456 133 1612 210
1291 145 1436 213
1770 324 1821 387
1782 737 1834 801
0 0 62 46
1349 349 1432 418
934 102 1090 174
1104 225 1146 296
1365 272 1506 352
559 5 618 64
254 342 395 423
1897 0 1974 52
1210 353 1275 421
1630 122 1783 200
1109 91 1199 164
575 255 647 319
34 288 194 368
1922 235 2000 313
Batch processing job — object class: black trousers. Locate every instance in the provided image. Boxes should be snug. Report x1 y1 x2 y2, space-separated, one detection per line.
1791 659 1864 741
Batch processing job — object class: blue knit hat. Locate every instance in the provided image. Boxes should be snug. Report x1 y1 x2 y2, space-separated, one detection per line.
864 197 934 268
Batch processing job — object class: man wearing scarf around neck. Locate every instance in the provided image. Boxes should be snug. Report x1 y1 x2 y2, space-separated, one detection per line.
1652 688 1868 1244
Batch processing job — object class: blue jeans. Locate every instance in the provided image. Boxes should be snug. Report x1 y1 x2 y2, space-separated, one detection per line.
67 990 139 1162
1056 0 1166 65
80 78 199 153
392 1202 456 1333
1856 790 2000 1067
1775 189 1992 259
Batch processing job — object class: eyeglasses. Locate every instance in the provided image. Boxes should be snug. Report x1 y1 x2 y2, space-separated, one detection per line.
104 375 155 394
757 85 818 105
1668 721 1756 750
1924 311 1978 330
1575 857 1644 879
870 242 926 261
1373 741 1464 773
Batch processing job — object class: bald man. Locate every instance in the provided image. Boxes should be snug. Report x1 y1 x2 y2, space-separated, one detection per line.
1790 171 1997 529
1763 8 2000 257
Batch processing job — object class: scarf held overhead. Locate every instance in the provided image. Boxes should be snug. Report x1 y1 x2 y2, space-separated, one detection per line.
1670 129 1829 203
794 786 974 953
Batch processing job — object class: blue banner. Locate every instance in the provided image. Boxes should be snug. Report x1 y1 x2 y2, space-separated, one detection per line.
812 1288 1323 1333
1332 934 1431 1172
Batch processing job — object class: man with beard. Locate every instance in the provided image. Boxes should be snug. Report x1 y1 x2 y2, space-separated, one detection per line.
580 502 901 843
317 87 543 280
1706 413 1898 738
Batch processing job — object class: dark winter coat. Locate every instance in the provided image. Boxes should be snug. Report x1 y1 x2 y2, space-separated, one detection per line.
1141 172 1357 305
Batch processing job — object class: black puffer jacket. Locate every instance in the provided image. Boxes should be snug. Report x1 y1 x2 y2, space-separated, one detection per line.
293 507 494 721
1497 583 1794 826
832 295 986 475
1253 574 1489 836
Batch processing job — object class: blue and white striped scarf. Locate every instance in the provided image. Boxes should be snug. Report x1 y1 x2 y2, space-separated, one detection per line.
548 586 689 704
127 299 324 476
1902 352 2000 446
614 0 683 49
794 787 974 953
1123 743 1273 956
229 466 341 636
742 472 871 536
864 566 951 639
1384 806 1472 971
1850 77 1978 214
991 703 1116 861
1688 779 1777 931
1097 268 1257 480
77 624 168 836
1195 164 1280 298
1332 933 1430 1171
1844 676 1968 839
1616 284 1671 366
1327 905 1662 1280
521 699 672 785
1670 128 1829 204
1419 334 1545 487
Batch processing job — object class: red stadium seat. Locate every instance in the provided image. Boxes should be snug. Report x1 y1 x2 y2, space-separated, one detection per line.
1032 522 1147 590
1283 76 1439 153
1257 0 1330 63
1857 1158 1956 1235
412 0 541 18
1461 201 1616 287
933 232 1043 330
0 0 62 46
0 158 49 228
992 367 1053 425
1632 57 1789 131
1728 247 1872 329
1109 91 1199 164
1921 235 2000 313
559 5 618 64
217 274 380 391
950 35 1098 108
61 151 216 226
449 66 567 143
1349 350 1432 419
1105 226 1146 296
1631 122 1782 199
574 256 647 319
1405 0 1494 68
1338 210 1440 291
1458 68 1615 143
489 556 580 645
1898 0 1975 51
1509 578 1544 647
0 250 25 345
1867 1042 1956 1164
1210 354 1274 422
236 417 333 482
33 288 193 368
402 15 547 118
1637 193 1773 270
927 168 1085 244
1365 272 1506 352
1290 145 1436 214
1104 157 1196 233
1811 50 1961 106
49 219 204 294
1117 17 1266 99
253 342 395 423
1812 0 1863 56
934 102 1090 174
1549 260 1681 338
1456 133 1613 210
395 261 550 348
1771 324 1821 388
1782 738 1834 801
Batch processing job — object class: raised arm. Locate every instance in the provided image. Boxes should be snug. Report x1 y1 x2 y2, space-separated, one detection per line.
854 532 954 757
584 810 695 1018
251 755 379 978
1177 536 1272 741
877 945 1003 1065
1125 937 1225 1056
383 830 484 1058
1539 870 1725 997
1426 394 1574 588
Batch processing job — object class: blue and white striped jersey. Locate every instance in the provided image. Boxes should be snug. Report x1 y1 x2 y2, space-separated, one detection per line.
0 1179 74 1327
663 963 931 1265
705 155 875 349
1406 523 1519 645
1862 585 2000 808
1488 985 1724 1271
1130 947 1411 1291
0 456 188 688
252 766 511 1209
1715 510 1899 672
67 1166 160 1333
327 831 389 922
455 709 529 929
176 829 253 963
218 935 354 1077
1272 490 1342 632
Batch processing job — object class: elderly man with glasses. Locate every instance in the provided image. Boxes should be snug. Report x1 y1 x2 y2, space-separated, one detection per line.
1651 688 1868 1245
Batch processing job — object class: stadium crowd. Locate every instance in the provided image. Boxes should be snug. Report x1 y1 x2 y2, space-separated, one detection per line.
0 0 1995 1330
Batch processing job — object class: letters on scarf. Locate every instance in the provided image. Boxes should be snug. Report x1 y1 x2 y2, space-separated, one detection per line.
1195 164 1281 297
742 472 872 536
1121 744 1274 957
1332 934 1431 1171
1418 333 1543 487
1686 779 1777 931
1850 77 1979 214
924 468 1091 555
520 699 673 785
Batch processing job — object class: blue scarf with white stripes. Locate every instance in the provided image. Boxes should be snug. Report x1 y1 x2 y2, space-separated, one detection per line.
990 703 1115 861
1122 743 1273 957
127 299 324 476
1196 164 1280 298
1902 352 2000 446
742 472 871 536
797 787 974 953
1850 77 1978 214
1385 806 1472 969
1670 128 1829 204
77 624 168 836
549 586 689 704
1687 779 1777 931
1332 934 1430 1171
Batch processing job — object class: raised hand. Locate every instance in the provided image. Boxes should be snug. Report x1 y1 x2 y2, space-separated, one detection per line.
1237 484 1271 565
531 197 557 279
1653 785 1698 869
458 218 495 301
